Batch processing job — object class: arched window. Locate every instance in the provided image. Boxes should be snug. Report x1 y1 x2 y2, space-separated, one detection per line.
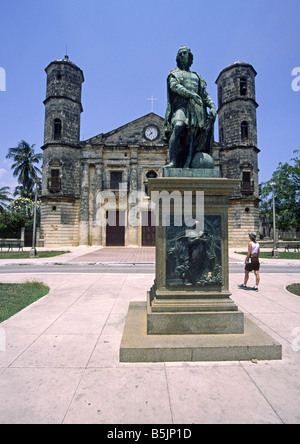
146 170 157 179
241 121 249 141
144 170 158 195
47 159 62 193
240 77 247 96
53 118 62 140
50 168 60 188
241 170 254 194
243 171 251 184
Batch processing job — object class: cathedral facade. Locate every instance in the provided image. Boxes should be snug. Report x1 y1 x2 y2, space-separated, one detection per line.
40 56 260 248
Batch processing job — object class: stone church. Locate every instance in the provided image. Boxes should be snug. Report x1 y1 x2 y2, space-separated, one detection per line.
40 56 259 248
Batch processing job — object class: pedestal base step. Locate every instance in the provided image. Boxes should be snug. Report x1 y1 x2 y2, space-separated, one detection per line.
147 309 244 335
119 302 282 363
148 291 244 334
150 298 239 313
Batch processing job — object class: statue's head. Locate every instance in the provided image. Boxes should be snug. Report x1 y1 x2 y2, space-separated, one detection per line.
176 46 194 70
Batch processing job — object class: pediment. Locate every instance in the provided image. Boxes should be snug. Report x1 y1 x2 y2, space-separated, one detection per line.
84 113 165 146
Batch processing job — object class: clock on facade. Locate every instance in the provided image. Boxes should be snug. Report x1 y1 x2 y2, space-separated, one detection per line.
144 125 159 141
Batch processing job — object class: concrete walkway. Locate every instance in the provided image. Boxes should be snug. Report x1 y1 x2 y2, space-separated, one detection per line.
0 247 300 424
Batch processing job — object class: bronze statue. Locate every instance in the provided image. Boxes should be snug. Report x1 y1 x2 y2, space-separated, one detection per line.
163 46 216 169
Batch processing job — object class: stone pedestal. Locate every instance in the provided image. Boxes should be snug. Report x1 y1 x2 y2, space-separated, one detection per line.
147 175 243 335
120 302 282 362
120 170 282 362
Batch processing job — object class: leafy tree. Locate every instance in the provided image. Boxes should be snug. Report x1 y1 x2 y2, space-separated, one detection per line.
11 197 39 219
0 186 12 214
290 150 300 192
260 150 300 232
0 197 41 238
6 140 42 196
0 209 25 238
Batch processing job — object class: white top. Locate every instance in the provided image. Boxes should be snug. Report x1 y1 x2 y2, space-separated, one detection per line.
250 241 260 256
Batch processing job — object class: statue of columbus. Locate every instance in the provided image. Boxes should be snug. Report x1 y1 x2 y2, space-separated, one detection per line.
163 46 217 169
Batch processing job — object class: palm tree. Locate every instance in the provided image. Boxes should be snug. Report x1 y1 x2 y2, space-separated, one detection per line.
0 186 12 213
6 140 42 196
13 184 35 199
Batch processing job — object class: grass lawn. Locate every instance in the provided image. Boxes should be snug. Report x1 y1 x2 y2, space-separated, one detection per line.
235 251 300 260
0 250 70 259
0 281 50 322
286 284 300 297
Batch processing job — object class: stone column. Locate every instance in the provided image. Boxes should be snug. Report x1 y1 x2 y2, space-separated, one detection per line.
79 162 89 245
92 162 103 245
128 147 139 246
129 147 138 192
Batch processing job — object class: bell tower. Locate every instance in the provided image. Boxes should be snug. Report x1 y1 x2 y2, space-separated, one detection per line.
215 62 260 246
41 56 84 247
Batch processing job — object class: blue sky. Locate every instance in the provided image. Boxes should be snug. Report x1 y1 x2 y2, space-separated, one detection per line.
0 0 299 192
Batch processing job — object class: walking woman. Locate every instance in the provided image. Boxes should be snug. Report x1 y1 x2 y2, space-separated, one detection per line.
238 232 260 291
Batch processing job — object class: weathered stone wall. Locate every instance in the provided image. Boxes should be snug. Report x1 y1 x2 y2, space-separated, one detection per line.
45 61 83 104
42 145 81 197
218 102 258 147
40 197 80 246
219 147 259 197
43 58 84 145
216 63 258 148
228 201 260 247
44 101 82 144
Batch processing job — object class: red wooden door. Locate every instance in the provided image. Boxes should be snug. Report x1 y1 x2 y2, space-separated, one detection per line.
106 211 125 246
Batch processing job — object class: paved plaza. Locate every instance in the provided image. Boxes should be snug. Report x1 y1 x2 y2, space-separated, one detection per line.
0 247 300 424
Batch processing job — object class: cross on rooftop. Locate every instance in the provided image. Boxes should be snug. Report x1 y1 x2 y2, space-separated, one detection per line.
147 96 158 113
